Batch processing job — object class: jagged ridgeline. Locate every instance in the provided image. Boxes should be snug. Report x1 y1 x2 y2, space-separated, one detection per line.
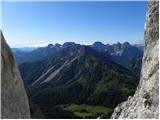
14 41 143 79
19 44 139 118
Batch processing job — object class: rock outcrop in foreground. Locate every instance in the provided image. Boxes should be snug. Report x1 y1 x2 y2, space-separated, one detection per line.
1 32 30 118
111 1 159 119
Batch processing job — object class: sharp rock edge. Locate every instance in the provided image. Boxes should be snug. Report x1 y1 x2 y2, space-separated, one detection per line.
1 32 31 118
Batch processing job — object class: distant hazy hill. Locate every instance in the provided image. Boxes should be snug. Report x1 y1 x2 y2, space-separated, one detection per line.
12 47 37 53
12 48 21 53
133 44 144 52
19 45 138 118
13 42 77 64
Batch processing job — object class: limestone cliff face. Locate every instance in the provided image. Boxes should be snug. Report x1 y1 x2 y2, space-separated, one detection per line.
1 32 31 118
111 1 159 119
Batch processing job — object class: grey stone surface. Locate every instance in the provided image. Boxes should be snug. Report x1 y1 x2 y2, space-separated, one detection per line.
1 32 31 118
111 1 159 119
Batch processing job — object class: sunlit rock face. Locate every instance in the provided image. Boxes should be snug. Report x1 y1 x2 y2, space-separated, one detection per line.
1 32 30 118
111 1 159 119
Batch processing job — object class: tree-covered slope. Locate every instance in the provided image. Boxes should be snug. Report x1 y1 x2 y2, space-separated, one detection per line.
19 45 138 118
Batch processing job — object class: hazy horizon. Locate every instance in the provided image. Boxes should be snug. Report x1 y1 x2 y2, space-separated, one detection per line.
2 1 147 47
11 41 144 49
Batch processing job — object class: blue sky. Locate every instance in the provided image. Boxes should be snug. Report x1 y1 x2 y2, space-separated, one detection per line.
2 1 147 48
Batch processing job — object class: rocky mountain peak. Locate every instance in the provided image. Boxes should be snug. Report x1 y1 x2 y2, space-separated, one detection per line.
47 44 54 48
92 41 106 52
123 42 130 46
55 43 61 48
93 41 105 46
62 42 76 48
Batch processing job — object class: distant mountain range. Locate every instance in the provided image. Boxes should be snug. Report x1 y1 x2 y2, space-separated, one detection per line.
11 41 143 118
13 41 143 77
12 42 77 64
12 42 143 64
12 42 144 53
91 42 143 76
19 44 138 118
91 42 143 63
